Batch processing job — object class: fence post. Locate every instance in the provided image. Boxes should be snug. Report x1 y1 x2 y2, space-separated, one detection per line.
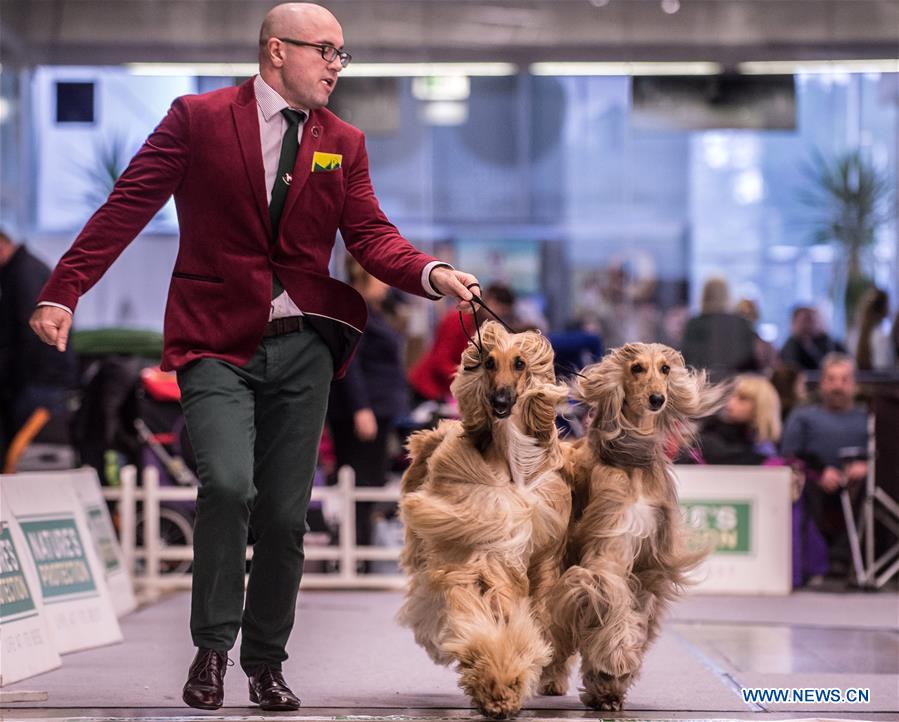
142 465 161 602
118 465 138 580
337 465 356 581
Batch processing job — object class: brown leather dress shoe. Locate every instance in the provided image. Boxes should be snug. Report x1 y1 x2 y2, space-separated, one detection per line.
248 664 301 711
182 648 229 710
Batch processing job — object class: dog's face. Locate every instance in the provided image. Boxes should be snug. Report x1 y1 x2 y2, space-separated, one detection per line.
618 344 681 418
451 321 556 447
481 342 530 418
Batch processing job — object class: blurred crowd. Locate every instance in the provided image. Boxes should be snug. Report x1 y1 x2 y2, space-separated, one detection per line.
3 231 898 585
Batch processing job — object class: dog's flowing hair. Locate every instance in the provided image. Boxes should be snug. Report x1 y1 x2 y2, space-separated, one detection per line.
539 343 726 710
399 321 571 719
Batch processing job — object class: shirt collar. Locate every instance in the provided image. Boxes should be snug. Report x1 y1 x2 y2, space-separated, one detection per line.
254 74 308 122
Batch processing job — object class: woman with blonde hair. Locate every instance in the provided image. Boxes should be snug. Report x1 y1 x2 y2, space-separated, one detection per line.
691 374 782 464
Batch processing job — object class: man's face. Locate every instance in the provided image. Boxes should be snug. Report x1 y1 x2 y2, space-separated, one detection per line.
793 309 815 337
819 361 856 410
275 14 345 110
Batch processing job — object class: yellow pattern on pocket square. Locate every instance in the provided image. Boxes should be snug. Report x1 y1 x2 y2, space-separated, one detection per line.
312 152 343 172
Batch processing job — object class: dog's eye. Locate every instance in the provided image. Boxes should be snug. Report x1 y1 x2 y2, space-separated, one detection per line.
661 364 670 375
484 356 496 371
514 357 525 371
631 363 645 374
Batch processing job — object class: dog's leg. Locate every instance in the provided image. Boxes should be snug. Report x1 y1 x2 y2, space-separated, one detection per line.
441 571 550 720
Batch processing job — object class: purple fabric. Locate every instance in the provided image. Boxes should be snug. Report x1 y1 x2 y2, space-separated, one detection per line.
792 499 830 587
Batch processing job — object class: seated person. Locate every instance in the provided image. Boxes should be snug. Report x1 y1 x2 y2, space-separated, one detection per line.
691 374 781 464
686 374 828 587
781 353 868 579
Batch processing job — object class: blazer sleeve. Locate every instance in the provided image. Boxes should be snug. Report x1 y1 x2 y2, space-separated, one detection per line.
338 134 440 300
38 98 192 312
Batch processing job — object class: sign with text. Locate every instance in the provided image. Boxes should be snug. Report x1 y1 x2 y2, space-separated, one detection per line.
1 472 122 653
70 468 137 616
0 503 61 686
675 465 792 595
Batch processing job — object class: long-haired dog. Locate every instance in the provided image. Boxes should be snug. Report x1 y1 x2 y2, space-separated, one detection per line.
398 321 571 719
539 343 725 710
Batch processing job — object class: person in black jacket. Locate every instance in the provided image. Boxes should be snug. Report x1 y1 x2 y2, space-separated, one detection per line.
0 230 76 460
780 306 846 371
327 256 409 550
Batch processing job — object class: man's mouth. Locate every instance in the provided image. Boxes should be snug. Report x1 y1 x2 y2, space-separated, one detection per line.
321 78 335 89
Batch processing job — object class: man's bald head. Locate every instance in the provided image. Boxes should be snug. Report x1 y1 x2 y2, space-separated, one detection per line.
259 3 338 55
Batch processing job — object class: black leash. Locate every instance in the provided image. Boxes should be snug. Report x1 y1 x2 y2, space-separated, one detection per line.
459 284 516 370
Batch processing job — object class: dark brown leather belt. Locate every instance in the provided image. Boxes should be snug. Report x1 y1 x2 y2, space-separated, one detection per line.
264 316 304 337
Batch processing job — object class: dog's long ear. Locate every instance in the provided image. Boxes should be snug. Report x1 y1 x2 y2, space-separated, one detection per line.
518 330 556 384
574 356 626 443
661 348 729 446
451 320 508 452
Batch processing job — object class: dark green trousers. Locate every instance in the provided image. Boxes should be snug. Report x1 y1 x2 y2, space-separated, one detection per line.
177 326 333 673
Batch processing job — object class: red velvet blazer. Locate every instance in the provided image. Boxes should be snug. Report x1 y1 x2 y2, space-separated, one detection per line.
38 78 441 377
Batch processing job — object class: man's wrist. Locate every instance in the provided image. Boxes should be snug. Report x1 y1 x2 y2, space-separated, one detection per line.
37 301 74 315
423 261 453 299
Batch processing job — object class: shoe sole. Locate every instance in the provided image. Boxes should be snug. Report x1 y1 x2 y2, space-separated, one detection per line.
182 693 222 711
249 689 300 710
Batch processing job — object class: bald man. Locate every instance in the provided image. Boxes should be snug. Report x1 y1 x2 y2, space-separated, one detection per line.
31 2 478 711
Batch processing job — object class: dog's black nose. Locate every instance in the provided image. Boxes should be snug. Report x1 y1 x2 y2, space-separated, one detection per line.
649 393 665 410
491 389 515 417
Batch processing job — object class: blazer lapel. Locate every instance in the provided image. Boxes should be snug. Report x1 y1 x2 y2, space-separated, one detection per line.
280 111 323 224
231 88 271 237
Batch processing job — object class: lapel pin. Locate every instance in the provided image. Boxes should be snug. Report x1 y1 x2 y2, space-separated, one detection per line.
282 172 293 185
311 126 321 138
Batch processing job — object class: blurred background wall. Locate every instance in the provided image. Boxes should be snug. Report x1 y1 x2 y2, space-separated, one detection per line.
1 0 897 346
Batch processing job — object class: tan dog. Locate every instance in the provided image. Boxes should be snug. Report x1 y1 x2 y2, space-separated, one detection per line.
539 343 725 710
398 321 571 719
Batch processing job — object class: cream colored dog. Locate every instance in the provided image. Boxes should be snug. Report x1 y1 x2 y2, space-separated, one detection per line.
540 343 725 710
398 321 570 719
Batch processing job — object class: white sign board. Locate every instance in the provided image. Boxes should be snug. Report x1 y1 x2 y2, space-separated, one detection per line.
69 468 137 617
0 473 123 653
674 465 792 595
0 502 61 686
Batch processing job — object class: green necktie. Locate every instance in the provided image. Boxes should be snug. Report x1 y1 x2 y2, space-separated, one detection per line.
270 108 306 299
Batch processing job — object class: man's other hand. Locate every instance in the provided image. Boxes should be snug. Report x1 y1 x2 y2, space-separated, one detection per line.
30 306 73 352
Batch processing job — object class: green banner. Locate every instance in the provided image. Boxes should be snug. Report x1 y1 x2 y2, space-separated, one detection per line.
20 517 97 598
681 500 752 554
0 524 37 619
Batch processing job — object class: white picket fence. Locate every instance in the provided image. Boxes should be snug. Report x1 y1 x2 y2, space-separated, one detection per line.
102 465 405 602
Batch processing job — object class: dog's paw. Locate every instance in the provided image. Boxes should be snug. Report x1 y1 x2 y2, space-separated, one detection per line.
580 670 628 711
477 695 523 720
537 677 568 696
580 688 624 711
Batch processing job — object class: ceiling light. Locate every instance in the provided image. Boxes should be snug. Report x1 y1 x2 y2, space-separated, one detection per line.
529 61 721 76
125 62 258 76
739 59 899 75
661 0 681 14
344 62 517 78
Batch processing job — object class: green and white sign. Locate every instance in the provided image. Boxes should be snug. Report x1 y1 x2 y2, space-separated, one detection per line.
675 465 792 595
0 494 61 686
0 523 37 620
682 500 752 554
20 517 97 600
70 468 136 617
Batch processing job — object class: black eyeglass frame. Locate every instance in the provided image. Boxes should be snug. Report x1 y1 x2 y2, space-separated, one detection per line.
276 38 352 68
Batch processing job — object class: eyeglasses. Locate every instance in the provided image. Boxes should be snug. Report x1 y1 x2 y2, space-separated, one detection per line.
277 38 352 68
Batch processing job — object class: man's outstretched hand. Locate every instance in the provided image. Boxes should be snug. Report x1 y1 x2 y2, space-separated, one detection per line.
429 266 481 311
30 306 73 352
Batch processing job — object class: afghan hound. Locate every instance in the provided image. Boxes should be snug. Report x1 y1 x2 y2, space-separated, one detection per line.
398 320 571 719
539 343 726 710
